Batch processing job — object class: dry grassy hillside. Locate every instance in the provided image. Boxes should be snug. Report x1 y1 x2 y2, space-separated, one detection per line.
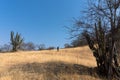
0 46 103 80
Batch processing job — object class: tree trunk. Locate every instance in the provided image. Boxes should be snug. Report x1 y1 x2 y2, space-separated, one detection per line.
84 32 120 79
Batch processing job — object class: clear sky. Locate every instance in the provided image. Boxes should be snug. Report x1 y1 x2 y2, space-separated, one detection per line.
0 0 86 48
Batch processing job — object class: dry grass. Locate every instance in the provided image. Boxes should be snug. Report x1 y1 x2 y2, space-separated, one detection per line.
0 46 103 80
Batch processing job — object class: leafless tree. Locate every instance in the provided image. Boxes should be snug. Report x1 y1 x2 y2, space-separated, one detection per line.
20 42 36 51
0 44 12 52
37 44 46 50
69 0 120 79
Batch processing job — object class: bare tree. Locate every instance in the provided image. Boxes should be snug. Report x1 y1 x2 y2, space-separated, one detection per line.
0 44 12 52
69 0 120 79
71 35 87 47
47 46 55 50
20 42 36 51
37 44 46 50
64 43 72 48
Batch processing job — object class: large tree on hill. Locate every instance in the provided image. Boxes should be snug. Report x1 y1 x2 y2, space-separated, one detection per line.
69 0 120 79
10 31 24 51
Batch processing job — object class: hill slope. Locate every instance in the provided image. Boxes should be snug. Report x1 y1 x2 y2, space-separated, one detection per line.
0 46 102 80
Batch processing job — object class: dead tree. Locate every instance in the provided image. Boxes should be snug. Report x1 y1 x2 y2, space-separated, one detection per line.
69 0 120 79
83 20 120 79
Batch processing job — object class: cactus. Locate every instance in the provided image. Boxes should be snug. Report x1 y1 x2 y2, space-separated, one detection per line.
10 31 23 51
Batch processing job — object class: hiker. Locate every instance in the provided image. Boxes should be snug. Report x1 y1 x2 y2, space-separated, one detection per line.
57 46 59 51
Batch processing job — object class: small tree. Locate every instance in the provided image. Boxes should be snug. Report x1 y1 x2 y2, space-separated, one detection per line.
64 43 72 48
10 31 23 51
47 46 55 50
37 44 46 50
20 42 36 51
0 44 12 52
71 35 87 47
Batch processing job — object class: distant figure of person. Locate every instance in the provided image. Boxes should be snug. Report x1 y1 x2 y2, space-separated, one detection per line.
57 46 59 51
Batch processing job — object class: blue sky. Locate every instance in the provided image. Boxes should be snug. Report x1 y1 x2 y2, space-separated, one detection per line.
0 0 87 48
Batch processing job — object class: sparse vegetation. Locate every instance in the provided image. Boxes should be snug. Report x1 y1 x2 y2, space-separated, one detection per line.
20 42 36 51
64 43 72 48
0 46 102 80
71 35 87 47
47 46 55 50
0 44 12 52
37 44 46 50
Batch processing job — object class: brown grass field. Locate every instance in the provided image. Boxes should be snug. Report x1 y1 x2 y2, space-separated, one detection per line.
0 46 105 80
